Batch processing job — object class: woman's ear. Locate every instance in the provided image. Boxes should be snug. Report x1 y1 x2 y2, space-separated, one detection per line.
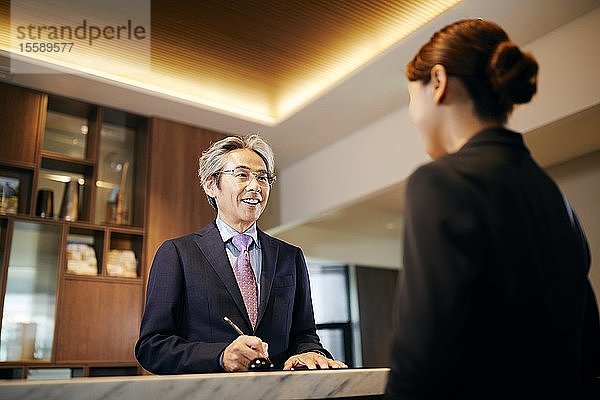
430 64 448 104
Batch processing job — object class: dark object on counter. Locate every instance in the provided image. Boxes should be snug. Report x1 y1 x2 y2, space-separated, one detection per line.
248 357 275 371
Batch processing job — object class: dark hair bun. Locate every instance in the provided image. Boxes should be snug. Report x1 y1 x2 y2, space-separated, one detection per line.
488 41 539 105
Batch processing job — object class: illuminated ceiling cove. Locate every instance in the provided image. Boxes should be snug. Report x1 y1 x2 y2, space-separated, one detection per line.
0 0 460 125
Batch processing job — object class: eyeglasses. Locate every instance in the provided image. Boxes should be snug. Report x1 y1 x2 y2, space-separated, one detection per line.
219 166 276 187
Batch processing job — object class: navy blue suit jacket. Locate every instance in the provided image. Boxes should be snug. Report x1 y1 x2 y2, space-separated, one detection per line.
135 221 329 374
386 128 600 399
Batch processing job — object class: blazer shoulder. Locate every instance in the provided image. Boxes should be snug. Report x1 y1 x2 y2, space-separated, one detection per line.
408 160 460 191
156 222 218 253
409 147 498 189
160 231 199 247
407 159 482 211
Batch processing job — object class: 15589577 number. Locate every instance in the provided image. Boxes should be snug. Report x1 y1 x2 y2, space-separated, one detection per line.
19 42 74 52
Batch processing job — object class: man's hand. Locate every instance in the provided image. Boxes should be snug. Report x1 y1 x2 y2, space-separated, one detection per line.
283 351 348 370
222 335 269 372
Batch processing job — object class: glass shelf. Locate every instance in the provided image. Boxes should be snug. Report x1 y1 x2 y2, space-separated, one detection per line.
0 221 60 362
42 96 95 161
43 111 89 159
95 118 137 226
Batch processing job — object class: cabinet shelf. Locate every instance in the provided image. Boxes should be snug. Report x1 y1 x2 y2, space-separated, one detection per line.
0 215 142 231
0 159 36 171
105 224 144 235
40 152 95 170
0 362 140 380
64 274 143 284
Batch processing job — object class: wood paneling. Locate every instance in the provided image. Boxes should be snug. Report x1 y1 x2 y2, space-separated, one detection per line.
356 266 398 368
145 118 225 279
56 279 142 363
0 82 46 165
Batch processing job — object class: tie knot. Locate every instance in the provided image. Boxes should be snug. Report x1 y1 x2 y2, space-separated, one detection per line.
232 234 253 252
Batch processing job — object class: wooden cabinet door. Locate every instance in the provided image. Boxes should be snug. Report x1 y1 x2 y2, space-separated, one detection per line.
55 279 142 363
0 82 46 165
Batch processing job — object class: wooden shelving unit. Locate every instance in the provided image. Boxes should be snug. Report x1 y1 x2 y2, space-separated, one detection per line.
0 81 148 378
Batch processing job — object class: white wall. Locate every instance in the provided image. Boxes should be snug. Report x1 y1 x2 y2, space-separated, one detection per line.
509 8 600 133
277 225 402 268
279 7 600 228
280 104 426 226
548 151 600 305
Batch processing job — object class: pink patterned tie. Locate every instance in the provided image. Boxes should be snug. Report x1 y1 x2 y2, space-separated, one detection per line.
232 234 258 329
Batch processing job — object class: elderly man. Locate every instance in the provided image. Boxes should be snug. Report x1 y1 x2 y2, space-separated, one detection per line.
135 134 346 373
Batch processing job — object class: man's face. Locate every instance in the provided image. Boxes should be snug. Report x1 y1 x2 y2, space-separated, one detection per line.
206 148 270 232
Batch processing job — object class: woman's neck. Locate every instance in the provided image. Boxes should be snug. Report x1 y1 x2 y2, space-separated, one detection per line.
444 118 501 154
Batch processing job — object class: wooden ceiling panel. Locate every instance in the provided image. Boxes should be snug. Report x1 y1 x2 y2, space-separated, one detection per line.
150 0 460 99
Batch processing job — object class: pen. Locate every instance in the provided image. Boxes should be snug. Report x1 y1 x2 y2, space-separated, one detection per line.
223 316 244 335
223 316 273 367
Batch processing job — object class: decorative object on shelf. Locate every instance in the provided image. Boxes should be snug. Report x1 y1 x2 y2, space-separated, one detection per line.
66 242 98 275
35 189 54 218
105 187 118 224
106 249 137 278
105 159 130 225
59 180 79 221
3 322 37 360
101 150 131 225
0 176 19 215
114 161 129 224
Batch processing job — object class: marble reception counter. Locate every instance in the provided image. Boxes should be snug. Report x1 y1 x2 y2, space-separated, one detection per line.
0 367 390 400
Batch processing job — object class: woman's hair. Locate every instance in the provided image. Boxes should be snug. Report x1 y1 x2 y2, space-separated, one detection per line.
406 19 538 123
198 134 275 209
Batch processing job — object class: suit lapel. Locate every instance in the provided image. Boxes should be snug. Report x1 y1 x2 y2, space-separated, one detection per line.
257 229 278 327
192 223 251 329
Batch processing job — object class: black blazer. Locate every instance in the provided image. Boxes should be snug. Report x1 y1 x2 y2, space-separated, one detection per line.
135 222 329 374
386 128 600 399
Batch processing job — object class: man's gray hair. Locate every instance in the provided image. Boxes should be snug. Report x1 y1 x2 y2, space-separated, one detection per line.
198 134 275 210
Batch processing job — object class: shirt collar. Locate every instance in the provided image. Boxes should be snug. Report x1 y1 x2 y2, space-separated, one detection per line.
215 217 260 249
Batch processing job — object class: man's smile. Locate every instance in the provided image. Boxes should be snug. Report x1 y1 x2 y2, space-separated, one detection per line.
241 198 261 206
